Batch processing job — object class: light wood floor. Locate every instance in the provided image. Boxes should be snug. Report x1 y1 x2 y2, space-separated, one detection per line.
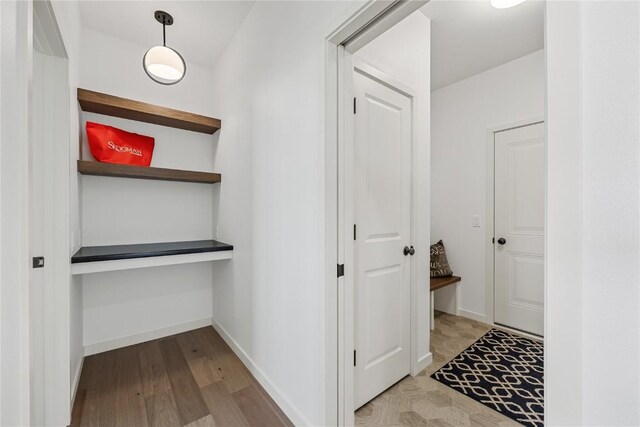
355 311 521 427
71 326 293 427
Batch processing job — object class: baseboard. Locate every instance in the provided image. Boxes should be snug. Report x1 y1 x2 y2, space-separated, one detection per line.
213 322 310 427
434 306 456 316
457 308 488 324
70 356 84 407
84 317 213 356
413 352 432 376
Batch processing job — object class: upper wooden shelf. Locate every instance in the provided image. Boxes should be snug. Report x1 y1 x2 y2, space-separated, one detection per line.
77 88 221 135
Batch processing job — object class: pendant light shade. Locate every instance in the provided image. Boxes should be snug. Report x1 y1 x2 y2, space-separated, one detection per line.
143 11 186 85
144 46 185 84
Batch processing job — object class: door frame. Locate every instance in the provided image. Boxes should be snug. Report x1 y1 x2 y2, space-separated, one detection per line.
325 2 586 425
31 1 72 425
485 117 544 332
0 1 72 425
323 2 429 425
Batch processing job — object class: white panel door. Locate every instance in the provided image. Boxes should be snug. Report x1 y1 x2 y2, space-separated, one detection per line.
354 70 412 408
30 50 48 427
494 122 545 336
30 48 69 426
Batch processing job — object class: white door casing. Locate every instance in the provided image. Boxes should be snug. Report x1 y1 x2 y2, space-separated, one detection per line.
325 4 430 424
30 2 72 424
494 122 545 336
353 69 412 408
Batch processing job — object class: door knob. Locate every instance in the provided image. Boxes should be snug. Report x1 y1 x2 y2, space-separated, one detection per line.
497 238 506 245
403 246 415 256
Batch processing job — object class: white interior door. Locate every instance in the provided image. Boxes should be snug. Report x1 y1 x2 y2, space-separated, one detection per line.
30 49 49 427
30 36 71 424
353 70 412 408
29 50 55 425
494 122 545 336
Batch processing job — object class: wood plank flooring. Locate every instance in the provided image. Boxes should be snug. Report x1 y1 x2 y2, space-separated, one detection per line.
71 327 293 427
355 311 522 427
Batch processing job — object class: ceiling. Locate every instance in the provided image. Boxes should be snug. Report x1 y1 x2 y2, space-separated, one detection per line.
79 1 255 69
421 0 544 91
78 0 543 86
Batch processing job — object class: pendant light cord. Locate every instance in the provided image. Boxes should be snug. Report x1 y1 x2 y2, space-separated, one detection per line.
162 22 166 46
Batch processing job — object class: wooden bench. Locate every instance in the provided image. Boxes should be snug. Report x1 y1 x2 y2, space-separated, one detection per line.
430 275 461 330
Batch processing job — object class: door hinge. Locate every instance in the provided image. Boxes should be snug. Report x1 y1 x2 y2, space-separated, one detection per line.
32 256 44 268
354 350 357 367
353 97 357 114
353 224 357 241
492 237 495 244
337 264 345 278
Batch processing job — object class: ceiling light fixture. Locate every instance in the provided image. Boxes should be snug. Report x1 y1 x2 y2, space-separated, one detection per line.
490 0 527 9
143 11 186 85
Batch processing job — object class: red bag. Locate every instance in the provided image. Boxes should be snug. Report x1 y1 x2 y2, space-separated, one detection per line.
86 121 155 166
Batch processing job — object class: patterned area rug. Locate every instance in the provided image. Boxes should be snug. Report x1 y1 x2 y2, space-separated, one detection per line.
431 329 543 427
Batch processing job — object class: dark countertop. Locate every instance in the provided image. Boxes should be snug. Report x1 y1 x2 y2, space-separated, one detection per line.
71 239 234 263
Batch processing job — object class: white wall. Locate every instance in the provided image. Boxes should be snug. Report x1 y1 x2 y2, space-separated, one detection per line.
0 1 32 424
545 2 583 422
207 2 366 425
580 1 639 424
78 28 218 349
355 10 432 372
546 1 640 425
430 50 545 320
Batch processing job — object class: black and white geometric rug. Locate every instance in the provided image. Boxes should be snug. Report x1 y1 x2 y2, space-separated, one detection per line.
431 329 544 427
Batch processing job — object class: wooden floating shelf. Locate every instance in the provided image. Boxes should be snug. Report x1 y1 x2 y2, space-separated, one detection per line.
77 88 221 135
77 160 221 184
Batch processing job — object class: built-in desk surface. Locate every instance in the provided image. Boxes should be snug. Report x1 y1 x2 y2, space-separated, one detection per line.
71 240 234 275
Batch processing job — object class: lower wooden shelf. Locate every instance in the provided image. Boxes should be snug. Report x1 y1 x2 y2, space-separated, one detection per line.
71 239 233 275
77 160 221 184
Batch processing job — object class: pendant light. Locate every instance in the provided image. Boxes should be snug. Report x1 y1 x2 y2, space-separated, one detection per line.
143 11 186 85
490 0 527 9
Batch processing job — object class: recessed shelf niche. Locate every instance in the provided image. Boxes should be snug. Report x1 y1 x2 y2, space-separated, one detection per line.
76 88 222 184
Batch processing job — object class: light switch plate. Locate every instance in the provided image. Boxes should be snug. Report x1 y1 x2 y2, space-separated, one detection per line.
473 215 481 227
